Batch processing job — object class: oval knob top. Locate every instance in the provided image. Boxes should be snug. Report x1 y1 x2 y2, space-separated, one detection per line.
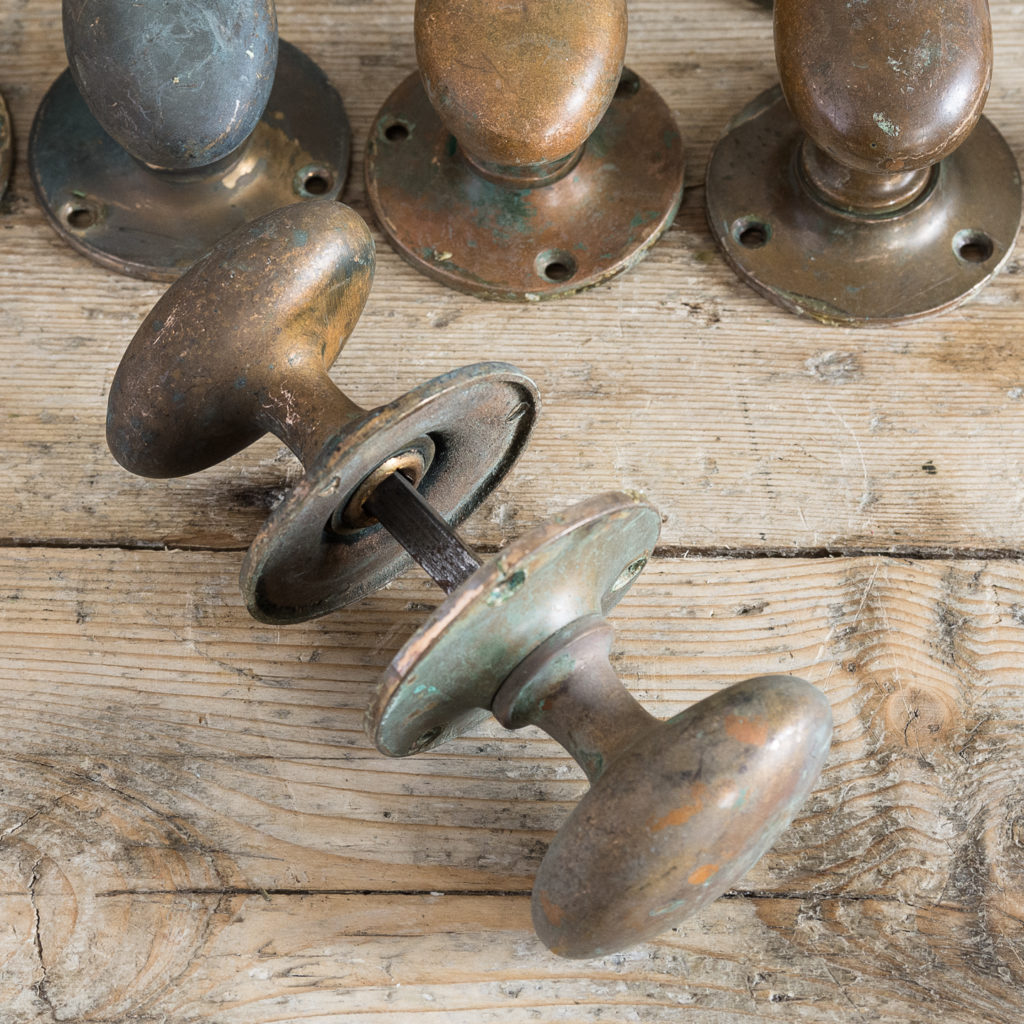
533 674 832 958
64 0 278 170
775 0 991 173
106 201 374 478
415 0 627 168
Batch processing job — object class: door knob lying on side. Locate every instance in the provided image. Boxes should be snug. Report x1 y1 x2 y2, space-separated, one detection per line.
30 0 349 280
706 0 1021 324
107 200 534 621
365 0 685 300
107 201 832 957
368 491 832 957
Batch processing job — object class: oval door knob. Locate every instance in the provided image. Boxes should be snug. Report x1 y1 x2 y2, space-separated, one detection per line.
369 496 833 957
415 0 626 175
776 0 990 207
106 201 538 622
108 210 831 959
31 0 350 279
365 0 684 300
705 0 1020 324
64 0 278 171
107 201 375 479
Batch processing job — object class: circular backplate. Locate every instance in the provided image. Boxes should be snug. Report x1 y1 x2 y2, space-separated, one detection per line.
29 40 350 281
706 86 1022 325
368 492 661 757
365 68 684 300
0 92 11 201
241 363 538 624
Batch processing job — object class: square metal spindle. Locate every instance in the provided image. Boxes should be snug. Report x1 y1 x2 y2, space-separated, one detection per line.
363 470 482 593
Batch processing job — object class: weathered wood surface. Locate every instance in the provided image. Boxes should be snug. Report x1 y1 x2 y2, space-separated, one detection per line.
1 0 1023 1021
2 551 1024 1021
1 1 1024 553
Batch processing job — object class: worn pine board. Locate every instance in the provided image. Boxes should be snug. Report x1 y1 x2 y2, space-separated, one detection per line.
1 549 1023 1021
2 1 1024 1022
1 2 1024 552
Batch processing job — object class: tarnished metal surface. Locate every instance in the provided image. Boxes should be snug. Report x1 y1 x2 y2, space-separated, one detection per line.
243 363 537 623
368 493 832 956
0 93 11 202
31 39 350 280
705 0 1021 324
528 663 832 958
369 493 660 757
415 0 626 173
63 0 277 171
365 0 683 300
107 201 538 622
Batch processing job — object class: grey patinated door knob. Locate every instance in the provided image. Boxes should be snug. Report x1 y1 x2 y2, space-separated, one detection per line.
107 201 832 958
706 0 1021 324
30 0 350 280
365 0 685 300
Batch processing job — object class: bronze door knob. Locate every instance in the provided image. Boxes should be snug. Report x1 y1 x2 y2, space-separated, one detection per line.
369 492 832 958
107 200 536 621
30 0 350 280
108 202 832 957
706 0 1021 324
365 0 685 300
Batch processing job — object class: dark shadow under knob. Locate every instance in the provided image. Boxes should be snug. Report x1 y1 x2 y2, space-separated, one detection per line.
705 0 1021 324
30 0 350 280
365 0 684 300
0 92 10 202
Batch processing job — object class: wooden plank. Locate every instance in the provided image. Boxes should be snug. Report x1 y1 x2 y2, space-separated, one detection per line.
2 547 1023 1020
2 3 1024 553
1 891 1021 1023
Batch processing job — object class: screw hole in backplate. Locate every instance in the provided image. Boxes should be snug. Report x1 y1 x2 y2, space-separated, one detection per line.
611 556 648 593
535 249 578 283
295 165 334 198
615 69 640 99
384 121 411 143
62 201 98 230
953 229 994 265
410 725 444 753
733 216 771 249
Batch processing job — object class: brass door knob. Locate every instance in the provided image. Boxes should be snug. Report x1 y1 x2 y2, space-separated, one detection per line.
107 200 535 621
107 202 831 958
30 0 350 280
706 0 1021 324
369 494 832 957
365 0 684 300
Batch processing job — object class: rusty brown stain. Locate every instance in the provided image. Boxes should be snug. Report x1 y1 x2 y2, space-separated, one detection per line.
537 889 565 927
648 783 706 832
724 712 769 746
688 863 718 886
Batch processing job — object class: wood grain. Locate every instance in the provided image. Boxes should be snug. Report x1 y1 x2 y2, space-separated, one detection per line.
2 1 1024 1020
2 549 1024 1020
1 3 1024 553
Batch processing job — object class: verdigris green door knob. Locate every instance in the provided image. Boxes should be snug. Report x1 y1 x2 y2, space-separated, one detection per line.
107 202 832 958
31 0 350 280
365 0 684 300
706 0 1021 324
368 494 832 957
